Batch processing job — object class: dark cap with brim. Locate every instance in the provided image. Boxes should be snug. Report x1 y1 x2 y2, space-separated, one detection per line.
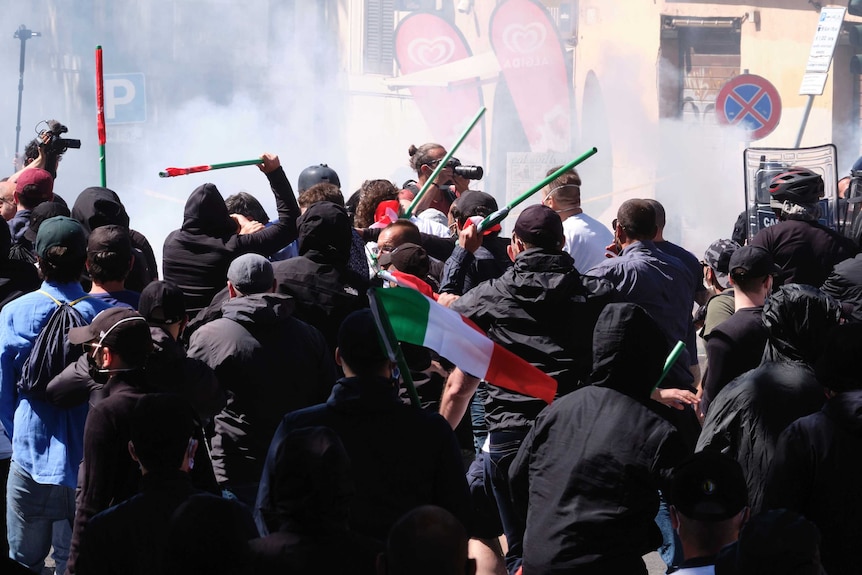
87 224 132 261
378 242 429 278
68 308 152 366
513 204 564 250
25 201 71 244
34 216 87 260
138 281 186 325
729 245 781 279
670 450 748 521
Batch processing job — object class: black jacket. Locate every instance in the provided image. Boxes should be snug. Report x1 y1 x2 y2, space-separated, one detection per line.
821 252 862 323
162 167 299 315
256 376 471 541
439 235 512 295
74 471 201 575
68 371 219 574
71 186 159 293
764 390 862 575
450 248 614 432
696 362 824 514
751 218 857 289
46 326 224 422
273 202 369 353
509 303 690 574
187 292 336 486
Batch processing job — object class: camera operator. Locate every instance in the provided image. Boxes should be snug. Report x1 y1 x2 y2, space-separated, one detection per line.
407 143 483 217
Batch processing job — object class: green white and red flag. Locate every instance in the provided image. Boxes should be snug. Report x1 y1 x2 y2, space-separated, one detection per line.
369 287 557 403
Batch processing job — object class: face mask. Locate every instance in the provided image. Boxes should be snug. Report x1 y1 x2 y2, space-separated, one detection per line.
86 347 110 385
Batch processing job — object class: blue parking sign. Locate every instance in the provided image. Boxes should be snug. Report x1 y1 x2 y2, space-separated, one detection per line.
103 73 146 124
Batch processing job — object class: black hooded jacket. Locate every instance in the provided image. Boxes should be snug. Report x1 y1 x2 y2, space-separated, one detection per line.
162 167 299 315
187 292 336 486
764 390 862 575
273 202 369 353
450 248 615 432
820 252 862 323
72 186 159 292
697 284 842 513
250 426 380 574
509 303 690 574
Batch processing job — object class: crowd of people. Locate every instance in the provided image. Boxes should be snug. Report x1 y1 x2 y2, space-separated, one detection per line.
0 137 859 575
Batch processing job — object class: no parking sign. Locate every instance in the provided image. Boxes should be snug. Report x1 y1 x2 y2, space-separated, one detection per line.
715 74 781 140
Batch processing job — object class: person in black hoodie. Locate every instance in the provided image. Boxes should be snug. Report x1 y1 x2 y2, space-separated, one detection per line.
255 309 471 543
74 393 206 575
509 303 690 575
272 201 369 353
439 204 614 571
763 323 862 575
250 426 380 574
162 153 299 317
187 253 336 509
71 186 159 293
697 284 843 514
66 308 154 573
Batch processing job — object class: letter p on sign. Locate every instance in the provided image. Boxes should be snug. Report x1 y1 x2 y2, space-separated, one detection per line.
103 73 147 124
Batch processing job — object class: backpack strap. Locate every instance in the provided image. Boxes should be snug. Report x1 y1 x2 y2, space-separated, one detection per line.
37 290 92 309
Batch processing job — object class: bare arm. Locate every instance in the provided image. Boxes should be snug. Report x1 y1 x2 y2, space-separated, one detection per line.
439 367 480 429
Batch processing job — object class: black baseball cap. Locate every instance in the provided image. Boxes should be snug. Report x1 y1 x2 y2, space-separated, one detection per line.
139 281 186 325
378 242 429 278
513 204 564 250
729 245 780 279
87 224 132 261
68 308 152 366
670 450 748 521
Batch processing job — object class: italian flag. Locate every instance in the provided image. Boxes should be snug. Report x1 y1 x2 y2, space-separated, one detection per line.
370 287 558 403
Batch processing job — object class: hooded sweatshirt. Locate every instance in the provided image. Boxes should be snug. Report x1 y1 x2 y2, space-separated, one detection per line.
72 186 159 292
162 167 299 316
187 292 335 486
765 390 862 575
273 202 369 353
697 284 842 513
509 303 689 574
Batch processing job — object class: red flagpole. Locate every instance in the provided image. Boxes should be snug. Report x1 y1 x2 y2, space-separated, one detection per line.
96 46 106 187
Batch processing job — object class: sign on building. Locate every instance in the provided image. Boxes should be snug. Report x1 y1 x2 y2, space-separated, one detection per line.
104 73 147 124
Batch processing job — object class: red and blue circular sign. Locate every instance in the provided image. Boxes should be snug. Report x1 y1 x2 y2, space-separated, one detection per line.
716 74 782 140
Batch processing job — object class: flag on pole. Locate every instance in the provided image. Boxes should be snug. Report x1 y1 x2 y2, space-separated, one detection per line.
370 287 557 403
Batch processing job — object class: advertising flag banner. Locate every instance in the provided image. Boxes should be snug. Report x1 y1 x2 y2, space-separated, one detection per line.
490 0 572 152
394 12 485 162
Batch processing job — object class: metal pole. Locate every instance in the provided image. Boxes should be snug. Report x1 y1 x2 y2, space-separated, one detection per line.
794 94 815 148
13 25 40 162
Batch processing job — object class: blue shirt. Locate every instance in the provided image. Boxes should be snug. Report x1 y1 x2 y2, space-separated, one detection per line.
0 282 111 486
587 240 697 386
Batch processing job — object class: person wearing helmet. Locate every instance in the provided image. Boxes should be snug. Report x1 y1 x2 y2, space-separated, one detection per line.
297 164 341 194
750 167 857 289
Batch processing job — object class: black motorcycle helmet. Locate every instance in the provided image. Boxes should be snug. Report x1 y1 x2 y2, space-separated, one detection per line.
297 164 341 193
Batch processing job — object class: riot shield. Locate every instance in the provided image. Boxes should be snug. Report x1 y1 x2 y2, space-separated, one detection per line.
743 144 838 242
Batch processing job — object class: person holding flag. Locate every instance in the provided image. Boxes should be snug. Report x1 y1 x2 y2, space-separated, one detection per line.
435 204 615 572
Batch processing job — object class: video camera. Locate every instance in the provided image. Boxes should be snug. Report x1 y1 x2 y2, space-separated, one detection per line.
448 158 484 180
39 120 81 155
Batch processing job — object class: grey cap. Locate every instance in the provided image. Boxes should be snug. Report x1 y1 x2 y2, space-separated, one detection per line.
227 253 274 295
703 238 740 290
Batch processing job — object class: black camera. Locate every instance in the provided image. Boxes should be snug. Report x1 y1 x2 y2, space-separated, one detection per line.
448 158 484 180
39 120 81 155
454 164 483 180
